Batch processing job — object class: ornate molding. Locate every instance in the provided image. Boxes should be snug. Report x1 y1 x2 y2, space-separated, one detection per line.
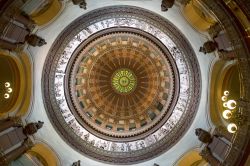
42 6 201 164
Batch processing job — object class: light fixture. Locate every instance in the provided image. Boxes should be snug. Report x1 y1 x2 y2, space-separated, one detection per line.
227 123 237 133
7 87 12 93
3 81 13 99
227 100 237 109
221 96 227 101
221 90 241 133
4 93 10 99
224 91 229 96
222 110 232 119
221 91 237 110
5 82 10 87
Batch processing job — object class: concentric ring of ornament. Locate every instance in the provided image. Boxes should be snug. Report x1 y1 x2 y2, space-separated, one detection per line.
43 6 201 164
112 68 137 94
66 30 176 141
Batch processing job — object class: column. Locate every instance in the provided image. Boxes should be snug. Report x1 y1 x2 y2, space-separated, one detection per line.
0 139 34 165
0 118 22 132
208 23 223 37
218 50 236 60
200 147 221 166
0 39 18 50
214 126 233 141
13 13 35 30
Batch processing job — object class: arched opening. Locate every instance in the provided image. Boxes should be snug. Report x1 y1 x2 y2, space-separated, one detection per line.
0 56 20 114
27 0 62 26
10 143 59 166
27 143 59 166
176 150 208 166
182 0 216 32
209 60 240 127
0 50 33 118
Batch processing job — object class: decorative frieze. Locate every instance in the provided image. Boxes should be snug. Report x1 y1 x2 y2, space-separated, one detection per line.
42 6 201 164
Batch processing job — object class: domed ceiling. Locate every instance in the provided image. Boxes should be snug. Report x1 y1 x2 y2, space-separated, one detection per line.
66 29 178 142
42 6 201 164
